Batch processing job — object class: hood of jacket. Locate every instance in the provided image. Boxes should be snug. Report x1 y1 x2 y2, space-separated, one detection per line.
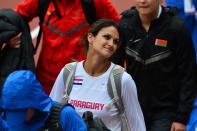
1 70 52 112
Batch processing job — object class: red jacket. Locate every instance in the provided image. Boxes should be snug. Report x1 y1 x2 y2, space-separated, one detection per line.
16 0 120 94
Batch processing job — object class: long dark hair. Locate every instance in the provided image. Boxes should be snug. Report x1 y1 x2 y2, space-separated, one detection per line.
80 19 122 53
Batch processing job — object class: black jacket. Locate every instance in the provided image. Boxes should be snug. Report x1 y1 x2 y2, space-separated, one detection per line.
0 9 35 91
114 7 197 125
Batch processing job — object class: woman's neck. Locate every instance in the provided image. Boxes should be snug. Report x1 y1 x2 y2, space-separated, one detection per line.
84 53 110 77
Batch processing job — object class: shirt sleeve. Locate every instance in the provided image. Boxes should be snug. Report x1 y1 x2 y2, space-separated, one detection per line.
174 20 197 124
94 0 120 22
16 0 39 22
50 68 66 103
121 72 146 131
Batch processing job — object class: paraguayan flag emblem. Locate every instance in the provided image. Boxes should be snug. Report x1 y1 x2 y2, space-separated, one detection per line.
73 76 83 85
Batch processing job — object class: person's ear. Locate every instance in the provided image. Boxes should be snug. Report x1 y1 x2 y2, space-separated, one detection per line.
87 33 94 46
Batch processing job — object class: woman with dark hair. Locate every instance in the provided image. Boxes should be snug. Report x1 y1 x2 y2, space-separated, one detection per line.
50 19 146 131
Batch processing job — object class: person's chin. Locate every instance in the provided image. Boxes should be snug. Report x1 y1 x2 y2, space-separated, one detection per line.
138 8 151 15
103 53 113 59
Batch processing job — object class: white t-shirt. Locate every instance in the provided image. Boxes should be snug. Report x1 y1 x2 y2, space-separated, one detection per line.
50 61 146 131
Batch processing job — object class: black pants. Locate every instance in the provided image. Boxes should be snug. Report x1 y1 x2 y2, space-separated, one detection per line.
147 118 173 131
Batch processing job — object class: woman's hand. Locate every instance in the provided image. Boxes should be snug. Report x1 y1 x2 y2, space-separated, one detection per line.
7 32 22 48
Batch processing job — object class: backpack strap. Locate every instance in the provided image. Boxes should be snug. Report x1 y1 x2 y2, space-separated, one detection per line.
37 0 61 53
37 0 51 52
81 0 97 25
107 65 130 131
62 62 78 101
51 0 62 18
107 65 125 113
38 0 51 28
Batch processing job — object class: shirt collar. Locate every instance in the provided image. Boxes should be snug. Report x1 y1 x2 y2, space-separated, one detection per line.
157 6 162 18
